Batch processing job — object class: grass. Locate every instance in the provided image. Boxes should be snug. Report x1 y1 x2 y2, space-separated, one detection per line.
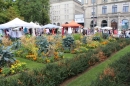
16 57 45 71
67 45 130 86
64 53 75 59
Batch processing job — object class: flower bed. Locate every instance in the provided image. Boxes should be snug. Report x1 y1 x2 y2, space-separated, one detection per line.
14 34 116 63
0 38 130 86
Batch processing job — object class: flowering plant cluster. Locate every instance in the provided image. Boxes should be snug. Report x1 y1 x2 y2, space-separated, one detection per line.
87 41 101 49
10 61 26 74
1 61 26 76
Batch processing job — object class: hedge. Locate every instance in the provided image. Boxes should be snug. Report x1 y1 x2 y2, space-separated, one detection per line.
90 52 130 86
0 38 130 86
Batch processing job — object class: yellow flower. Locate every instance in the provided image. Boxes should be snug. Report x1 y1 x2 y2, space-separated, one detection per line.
11 65 15 69
11 70 15 74
46 59 50 63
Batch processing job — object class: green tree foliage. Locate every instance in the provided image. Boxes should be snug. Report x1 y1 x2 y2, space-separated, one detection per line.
0 0 22 24
0 0 8 23
16 0 50 25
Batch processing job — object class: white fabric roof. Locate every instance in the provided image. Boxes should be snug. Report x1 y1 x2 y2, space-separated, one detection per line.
42 24 61 29
101 27 112 30
94 26 101 29
27 22 41 28
0 18 32 29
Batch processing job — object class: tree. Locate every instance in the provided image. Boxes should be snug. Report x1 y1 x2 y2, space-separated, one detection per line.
0 0 23 24
16 0 50 25
6 6 24 20
0 0 8 23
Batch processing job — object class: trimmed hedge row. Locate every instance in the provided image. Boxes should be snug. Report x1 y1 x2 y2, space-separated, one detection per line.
90 52 130 86
0 38 130 86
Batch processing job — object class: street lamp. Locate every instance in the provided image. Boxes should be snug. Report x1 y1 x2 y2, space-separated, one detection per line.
92 0 97 34
92 0 96 34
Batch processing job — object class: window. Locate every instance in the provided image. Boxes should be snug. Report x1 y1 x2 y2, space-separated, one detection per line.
65 9 66 13
102 0 107 3
111 0 118 2
86 0 88 3
92 7 96 15
102 6 107 14
112 5 117 13
65 15 66 19
123 5 129 12
67 4 69 7
67 10 69 13
92 12 95 15
67 15 69 19
91 0 95 4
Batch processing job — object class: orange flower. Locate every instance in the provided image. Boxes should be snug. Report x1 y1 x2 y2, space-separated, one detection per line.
33 57 37 61
0 68 2 73
54 52 58 56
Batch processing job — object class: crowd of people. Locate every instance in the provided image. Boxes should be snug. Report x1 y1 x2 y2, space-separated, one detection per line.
119 29 130 38
1 26 130 40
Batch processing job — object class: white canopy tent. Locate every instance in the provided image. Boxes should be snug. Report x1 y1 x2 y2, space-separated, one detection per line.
27 22 42 36
28 22 41 28
0 18 32 29
101 27 112 30
94 26 101 29
42 24 61 29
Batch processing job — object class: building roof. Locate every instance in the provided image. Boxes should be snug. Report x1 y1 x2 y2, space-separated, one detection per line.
50 0 82 5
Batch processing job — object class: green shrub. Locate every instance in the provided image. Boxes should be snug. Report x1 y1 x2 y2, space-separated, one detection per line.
92 36 100 41
62 35 75 51
36 36 49 54
102 33 109 39
0 46 16 68
82 36 87 44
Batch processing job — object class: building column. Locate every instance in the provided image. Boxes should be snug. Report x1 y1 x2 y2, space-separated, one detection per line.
118 15 121 31
97 18 101 27
84 8 87 29
107 17 110 27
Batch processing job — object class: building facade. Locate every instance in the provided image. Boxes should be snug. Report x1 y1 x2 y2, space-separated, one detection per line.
50 0 83 26
83 0 130 31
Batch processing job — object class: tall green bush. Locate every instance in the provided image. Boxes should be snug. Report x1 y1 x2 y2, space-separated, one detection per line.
62 35 75 51
36 36 49 54
0 46 16 68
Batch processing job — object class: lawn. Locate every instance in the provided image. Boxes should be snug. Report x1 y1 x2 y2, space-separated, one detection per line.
16 57 45 71
64 53 75 59
16 53 74 70
66 45 130 86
